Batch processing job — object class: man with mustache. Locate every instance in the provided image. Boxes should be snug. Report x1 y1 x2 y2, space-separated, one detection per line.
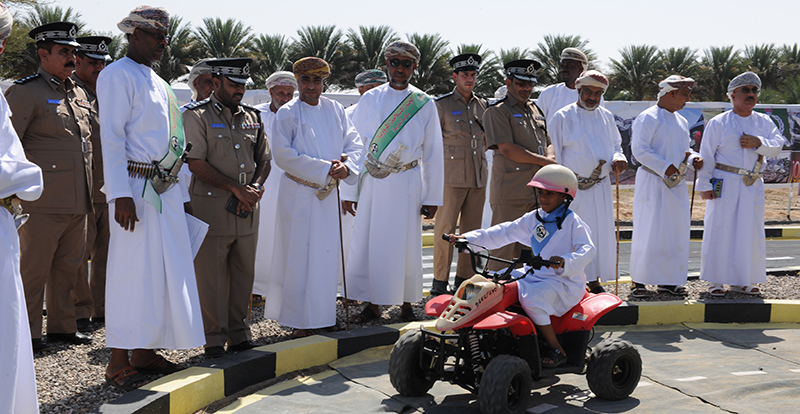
71 36 112 332
549 70 627 293
97 6 205 390
5 21 94 351
431 53 488 295
537 48 603 124
343 41 443 323
482 59 554 269
697 72 785 296
184 58 271 357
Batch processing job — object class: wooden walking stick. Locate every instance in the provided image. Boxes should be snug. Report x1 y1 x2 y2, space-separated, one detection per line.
615 169 620 296
690 169 698 221
336 182 351 332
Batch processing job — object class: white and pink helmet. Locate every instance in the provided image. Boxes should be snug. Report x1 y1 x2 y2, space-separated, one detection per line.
526 164 577 199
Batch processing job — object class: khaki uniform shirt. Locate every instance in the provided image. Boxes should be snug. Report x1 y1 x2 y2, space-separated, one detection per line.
183 94 271 237
5 67 93 214
435 87 488 188
483 94 550 205
70 73 105 204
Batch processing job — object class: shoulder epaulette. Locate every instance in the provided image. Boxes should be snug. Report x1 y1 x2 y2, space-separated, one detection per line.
489 96 506 107
241 103 260 113
435 91 454 101
184 98 211 110
15 74 40 84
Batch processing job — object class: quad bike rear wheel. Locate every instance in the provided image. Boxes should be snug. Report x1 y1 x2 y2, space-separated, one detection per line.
478 355 532 414
586 338 642 400
389 329 435 396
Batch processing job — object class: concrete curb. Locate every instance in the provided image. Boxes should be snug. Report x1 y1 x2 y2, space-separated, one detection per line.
93 300 800 414
422 226 800 247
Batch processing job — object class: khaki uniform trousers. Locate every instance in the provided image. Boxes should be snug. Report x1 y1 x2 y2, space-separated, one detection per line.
433 185 486 281
487 202 537 271
19 213 87 338
73 202 109 319
194 233 256 348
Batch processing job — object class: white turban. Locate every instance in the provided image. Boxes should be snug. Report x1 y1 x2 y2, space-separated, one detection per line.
657 75 696 100
561 47 588 71
575 70 609 92
265 71 298 91
187 59 211 101
727 71 761 100
0 2 13 40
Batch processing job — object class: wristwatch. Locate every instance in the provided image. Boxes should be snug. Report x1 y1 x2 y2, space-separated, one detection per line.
250 182 263 193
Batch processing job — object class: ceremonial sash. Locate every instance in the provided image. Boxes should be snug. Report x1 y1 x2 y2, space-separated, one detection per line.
530 205 571 256
142 79 186 213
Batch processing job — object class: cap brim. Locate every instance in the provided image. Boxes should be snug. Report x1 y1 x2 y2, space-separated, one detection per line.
511 74 537 83
84 52 110 61
226 76 249 85
53 39 81 47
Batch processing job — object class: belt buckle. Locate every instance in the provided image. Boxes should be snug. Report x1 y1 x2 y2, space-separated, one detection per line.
471 139 477 149
81 137 90 154
239 172 247 185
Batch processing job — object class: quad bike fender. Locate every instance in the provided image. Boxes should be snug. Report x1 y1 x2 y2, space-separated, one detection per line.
551 291 623 334
472 311 536 337
425 294 453 316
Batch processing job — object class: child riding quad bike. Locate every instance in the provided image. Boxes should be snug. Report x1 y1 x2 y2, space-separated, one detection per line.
388 165 642 414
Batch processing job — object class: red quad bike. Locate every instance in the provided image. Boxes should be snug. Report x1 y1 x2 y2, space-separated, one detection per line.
388 236 642 414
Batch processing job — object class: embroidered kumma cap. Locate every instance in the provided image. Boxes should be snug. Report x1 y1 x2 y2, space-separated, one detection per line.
354 69 387 87
384 41 420 63
293 57 330 79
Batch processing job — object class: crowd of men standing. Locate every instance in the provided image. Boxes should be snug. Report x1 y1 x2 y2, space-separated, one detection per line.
1 3 787 412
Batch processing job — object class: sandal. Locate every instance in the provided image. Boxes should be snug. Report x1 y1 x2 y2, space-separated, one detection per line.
730 285 760 295
133 354 185 375
657 285 688 296
630 283 654 298
541 347 567 369
707 284 725 297
292 329 312 338
105 366 148 391
351 305 379 324
400 306 418 322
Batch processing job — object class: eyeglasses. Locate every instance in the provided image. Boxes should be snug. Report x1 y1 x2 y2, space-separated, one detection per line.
739 86 759 94
389 59 413 68
139 29 171 43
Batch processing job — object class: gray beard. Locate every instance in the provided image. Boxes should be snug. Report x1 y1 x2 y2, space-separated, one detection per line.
390 78 410 88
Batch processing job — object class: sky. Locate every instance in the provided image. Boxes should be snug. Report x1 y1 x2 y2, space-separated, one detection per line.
57 0 797 71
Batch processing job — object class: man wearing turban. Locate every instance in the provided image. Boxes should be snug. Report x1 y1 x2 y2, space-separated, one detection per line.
343 41 444 323
97 5 205 390
264 57 363 337
697 72 786 296
549 70 627 293
537 47 604 124
629 75 703 297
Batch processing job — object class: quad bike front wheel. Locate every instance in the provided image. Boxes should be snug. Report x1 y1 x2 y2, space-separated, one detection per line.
586 338 642 400
388 329 435 396
478 355 532 414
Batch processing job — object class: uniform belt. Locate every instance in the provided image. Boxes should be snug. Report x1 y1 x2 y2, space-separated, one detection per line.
127 160 162 179
574 173 606 190
445 138 485 149
23 138 91 153
285 172 336 200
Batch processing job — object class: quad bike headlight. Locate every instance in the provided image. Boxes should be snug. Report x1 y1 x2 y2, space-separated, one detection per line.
459 283 480 301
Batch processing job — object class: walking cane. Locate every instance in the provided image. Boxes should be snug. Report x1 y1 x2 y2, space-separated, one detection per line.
615 169 620 296
690 170 698 221
336 182 351 332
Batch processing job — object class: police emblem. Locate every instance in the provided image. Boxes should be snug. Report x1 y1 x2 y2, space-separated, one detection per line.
526 64 536 74
243 63 250 75
533 222 548 242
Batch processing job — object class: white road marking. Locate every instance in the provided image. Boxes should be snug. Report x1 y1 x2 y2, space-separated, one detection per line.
637 381 653 387
789 369 800 373
766 256 794 260
732 371 767 376
677 376 707 382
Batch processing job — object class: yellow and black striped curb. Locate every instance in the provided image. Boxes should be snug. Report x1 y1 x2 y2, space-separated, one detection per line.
93 299 800 414
422 226 800 247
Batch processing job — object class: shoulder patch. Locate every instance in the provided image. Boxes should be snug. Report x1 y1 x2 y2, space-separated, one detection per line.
184 98 211 110
15 74 40 84
435 91 454 101
241 103 260 114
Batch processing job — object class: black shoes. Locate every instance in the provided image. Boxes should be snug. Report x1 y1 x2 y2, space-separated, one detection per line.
32 338 52 352
76 318 94 332
429 279 449 296
204 346 225 358
228 341 255 353
47 332 93 345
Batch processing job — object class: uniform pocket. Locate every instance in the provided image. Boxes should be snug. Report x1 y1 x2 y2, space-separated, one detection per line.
444 145 466 185
32 154 77 208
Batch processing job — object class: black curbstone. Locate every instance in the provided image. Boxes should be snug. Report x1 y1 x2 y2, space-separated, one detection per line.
321 326 400 359
90 389 169 414
198 349 277 396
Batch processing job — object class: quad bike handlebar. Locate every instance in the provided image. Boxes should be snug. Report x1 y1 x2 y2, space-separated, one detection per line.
442 234 556 283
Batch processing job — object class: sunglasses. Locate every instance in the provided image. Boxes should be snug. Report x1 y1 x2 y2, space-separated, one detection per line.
389 59 413 68
739 86 759 94
139 29 171 43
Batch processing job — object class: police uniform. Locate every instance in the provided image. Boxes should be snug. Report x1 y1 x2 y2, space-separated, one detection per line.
432 53 488 294
71 36 112 325
482 59 551 267
183 58 271 351
4 23 94 341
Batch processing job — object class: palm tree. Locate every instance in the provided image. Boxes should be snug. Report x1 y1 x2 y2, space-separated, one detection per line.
498 47 532 64
659 47 700 79
701 45 741 102
249 34 292 87
608 44 661 100
290 25 351 88
780 43 800 83
779 75 800 104
744 43 780 89
455 44 503 97
20 4 88 32
532 34 594 85
194 17 253 58
406 32 451 95
154 16 198 83
347 25 398 72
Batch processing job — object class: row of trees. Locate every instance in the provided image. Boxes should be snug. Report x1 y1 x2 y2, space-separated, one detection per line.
2 4 800 104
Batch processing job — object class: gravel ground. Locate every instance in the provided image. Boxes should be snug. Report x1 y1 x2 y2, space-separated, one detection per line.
34 273 800 413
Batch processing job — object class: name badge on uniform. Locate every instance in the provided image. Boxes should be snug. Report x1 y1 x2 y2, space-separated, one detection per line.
211 123 226 128
47 99 60 104
513 113 523 118
451 110 462 115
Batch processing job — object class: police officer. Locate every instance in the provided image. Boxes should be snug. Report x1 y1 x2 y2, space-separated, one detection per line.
70 36 112 331
431 53 488 295
5 22 94 350
183 58 271 358
482 59 555 269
